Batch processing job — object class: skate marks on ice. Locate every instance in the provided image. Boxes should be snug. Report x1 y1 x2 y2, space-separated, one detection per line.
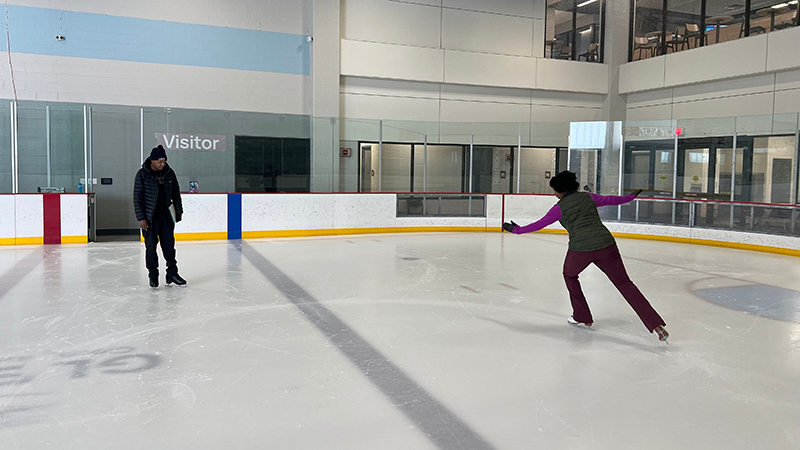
239 242 499 450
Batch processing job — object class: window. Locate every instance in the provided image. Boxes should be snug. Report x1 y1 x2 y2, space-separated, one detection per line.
629 0 799 61
546 0 605 62
234 136 310 193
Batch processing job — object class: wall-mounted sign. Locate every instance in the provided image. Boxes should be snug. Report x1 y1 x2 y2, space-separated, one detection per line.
623 127 679 138
156 133 227 151
340 147 352 157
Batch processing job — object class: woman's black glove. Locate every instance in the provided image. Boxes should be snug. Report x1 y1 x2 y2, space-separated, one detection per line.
502 220 519 233
633 189 643 197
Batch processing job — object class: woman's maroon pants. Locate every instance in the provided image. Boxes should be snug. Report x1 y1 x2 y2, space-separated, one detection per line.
563 244 665 332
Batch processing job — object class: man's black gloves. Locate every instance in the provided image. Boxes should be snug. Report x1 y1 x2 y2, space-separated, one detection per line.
176 213 182 223
502 220 519 233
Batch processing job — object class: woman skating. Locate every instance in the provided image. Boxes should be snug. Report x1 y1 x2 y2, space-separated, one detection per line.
503 170 669 343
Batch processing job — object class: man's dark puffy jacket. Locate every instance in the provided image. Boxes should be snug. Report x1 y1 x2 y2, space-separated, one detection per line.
134 158 183 224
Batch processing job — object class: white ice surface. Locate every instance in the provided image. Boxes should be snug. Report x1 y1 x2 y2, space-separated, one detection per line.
0 233 799 450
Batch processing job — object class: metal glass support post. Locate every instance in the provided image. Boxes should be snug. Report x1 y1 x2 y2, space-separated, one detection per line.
423 134 428 193
730 133 737 228
618 133 625 221
331 118 336 193
10 102 18 193
468 135 474 215
87 105 93 193
516 135 521 193
792 128 800 232
423 134 428 215
689 202 695 227
378 120 383 192
46 106 51 187
469 135 474 193
84 105 90 194
792 129 800 205
566 136 571 170
140 108 144 163
635 199 640 222
672 134 678 224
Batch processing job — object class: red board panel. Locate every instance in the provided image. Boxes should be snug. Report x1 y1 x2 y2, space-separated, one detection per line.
43 194 61 245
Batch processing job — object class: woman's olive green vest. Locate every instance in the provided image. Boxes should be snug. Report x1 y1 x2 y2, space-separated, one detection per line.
558 191 616 252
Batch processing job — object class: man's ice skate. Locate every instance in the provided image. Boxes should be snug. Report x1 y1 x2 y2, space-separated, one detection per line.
166 274 187 286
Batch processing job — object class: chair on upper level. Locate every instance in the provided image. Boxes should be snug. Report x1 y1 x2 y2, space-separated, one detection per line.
774 9 798 29
663 30 681 53
683 23 707 48
740 22 766 38
579 42 599 62
633 36 656 59
559 44 573 60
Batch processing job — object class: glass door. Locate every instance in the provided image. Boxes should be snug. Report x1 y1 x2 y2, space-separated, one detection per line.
517 147 557 194
623 140 674 223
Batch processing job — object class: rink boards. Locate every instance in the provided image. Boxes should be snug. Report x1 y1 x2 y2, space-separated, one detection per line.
0 194 88 245
2 193 800 256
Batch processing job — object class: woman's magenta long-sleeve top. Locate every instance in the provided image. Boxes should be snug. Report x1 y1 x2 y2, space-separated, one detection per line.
512 193 636 234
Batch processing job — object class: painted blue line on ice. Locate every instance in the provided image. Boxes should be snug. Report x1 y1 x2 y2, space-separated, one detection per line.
227 194 242 240
2 5 310 75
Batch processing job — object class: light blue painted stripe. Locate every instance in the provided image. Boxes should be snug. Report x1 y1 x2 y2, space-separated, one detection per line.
2 6 310 75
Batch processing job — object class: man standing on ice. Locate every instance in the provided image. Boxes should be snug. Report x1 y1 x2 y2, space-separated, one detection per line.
134 145 187 288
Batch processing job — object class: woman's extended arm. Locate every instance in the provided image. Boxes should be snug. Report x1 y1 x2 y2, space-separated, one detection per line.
512 204 562 234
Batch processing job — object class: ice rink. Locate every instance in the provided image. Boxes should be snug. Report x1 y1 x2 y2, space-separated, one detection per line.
1 232 799 449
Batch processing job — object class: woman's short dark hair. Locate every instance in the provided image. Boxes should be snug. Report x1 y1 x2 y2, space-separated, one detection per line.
549 171 580 193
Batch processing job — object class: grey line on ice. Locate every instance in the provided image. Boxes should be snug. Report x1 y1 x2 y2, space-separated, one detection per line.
0 249 43 301
239 242 499 450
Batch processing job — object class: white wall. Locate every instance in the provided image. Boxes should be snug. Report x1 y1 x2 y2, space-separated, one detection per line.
340 76 603 147
8 0 308 32
340 0 610 127
621 27 800 121
0 1 312 114
626 69 800 121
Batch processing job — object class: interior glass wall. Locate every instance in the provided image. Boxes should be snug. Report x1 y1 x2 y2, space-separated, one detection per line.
358 142 564 194
2 102 799 236
0 103 12 193
632 0 665 60
142 108 311 194
235 137 311 193
546 0 604 62
16 102 85 194
749 0 799 35
630 0 799 61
